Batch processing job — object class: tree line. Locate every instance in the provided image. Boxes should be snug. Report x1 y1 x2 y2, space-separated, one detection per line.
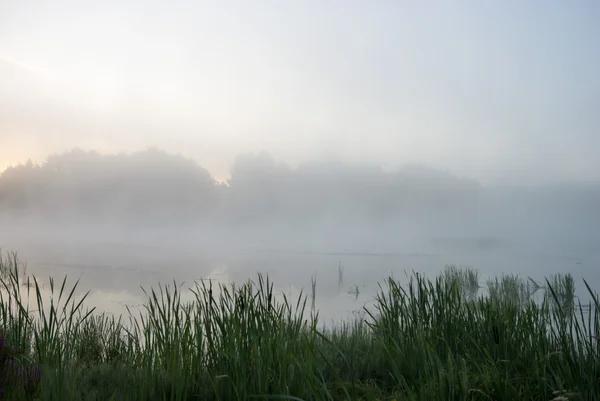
0 148 597 237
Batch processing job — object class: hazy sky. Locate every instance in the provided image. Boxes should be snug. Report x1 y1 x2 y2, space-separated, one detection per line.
1 1 599 184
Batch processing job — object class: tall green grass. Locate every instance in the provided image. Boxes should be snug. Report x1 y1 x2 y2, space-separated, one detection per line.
1 251 599 400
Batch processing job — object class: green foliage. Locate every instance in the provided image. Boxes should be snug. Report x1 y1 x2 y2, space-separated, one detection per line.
1 251 599 400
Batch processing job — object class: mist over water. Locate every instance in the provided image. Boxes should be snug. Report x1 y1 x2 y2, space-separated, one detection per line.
1 149 598 324
2 4 600 398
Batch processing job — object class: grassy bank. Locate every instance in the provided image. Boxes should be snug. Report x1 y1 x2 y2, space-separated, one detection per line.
1 250 599 400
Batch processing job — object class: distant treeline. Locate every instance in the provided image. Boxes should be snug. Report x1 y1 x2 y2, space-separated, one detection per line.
0 148 599 234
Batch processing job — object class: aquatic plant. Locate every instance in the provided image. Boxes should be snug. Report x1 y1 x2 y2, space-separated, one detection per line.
0 250 598 400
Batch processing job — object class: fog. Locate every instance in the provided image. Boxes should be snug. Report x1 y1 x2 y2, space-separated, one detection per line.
2 1 600 185
1 148 598 322
2 1 600 322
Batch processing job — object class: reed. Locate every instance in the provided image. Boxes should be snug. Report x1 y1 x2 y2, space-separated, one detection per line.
0 250 598 400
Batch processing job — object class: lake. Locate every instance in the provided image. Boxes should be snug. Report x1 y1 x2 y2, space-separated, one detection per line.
1 235 598 325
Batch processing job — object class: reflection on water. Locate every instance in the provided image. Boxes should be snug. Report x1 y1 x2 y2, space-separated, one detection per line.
1 239 599 325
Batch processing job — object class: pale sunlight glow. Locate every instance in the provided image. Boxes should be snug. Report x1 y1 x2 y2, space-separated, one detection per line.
0 1 599 185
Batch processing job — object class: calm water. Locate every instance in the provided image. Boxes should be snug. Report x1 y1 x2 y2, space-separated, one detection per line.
2 237 598 325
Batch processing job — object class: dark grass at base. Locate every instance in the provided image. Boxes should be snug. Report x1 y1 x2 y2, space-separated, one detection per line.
0 250 599 401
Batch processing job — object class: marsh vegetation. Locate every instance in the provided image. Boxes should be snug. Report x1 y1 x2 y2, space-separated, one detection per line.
1 250 599 400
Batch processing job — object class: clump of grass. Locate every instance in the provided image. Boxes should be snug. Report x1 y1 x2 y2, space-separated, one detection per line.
0 329 43 399
545 273 577 321
0 252 44 400
486 272 537 307
0 249 599 400
311 274 317 313
442 264 481 301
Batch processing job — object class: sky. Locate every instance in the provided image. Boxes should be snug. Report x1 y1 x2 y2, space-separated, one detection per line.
1 0 599 185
